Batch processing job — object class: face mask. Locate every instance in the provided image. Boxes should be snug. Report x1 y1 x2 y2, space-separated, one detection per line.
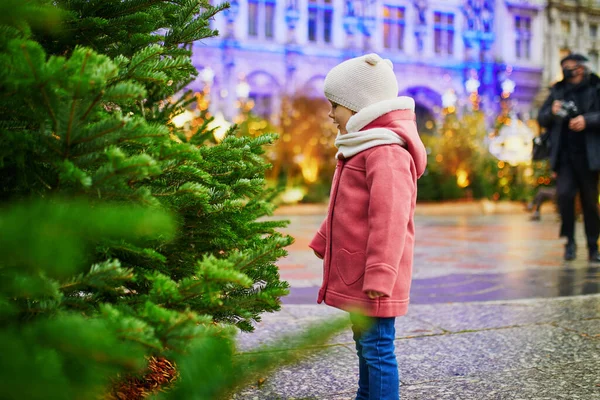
563 67 577 80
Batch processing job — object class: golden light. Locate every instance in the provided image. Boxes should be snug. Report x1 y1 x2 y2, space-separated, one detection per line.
283 134 291 142
198 99 209 110
504 136 521 151
280 187 306 204
245 99 255 111
436 154 443 162
488 121 534 166
207 112 231 142
456 169 470 188
170 110 195 128
300 157 320 184
425 120 434 130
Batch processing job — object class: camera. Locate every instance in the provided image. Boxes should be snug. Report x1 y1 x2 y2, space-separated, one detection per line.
556 100 579 119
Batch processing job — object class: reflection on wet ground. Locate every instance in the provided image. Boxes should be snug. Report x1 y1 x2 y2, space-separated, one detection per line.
409 266 599 304
277 213 600 304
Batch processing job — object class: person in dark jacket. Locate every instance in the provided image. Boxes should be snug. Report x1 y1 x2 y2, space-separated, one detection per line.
538 53 600 262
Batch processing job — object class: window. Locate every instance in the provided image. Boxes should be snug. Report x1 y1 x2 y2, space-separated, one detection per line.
591 23 598 38
434 12 454 56
248 0 276 40
383 5 406 50
308 0 333 44
248 0 258 37
559 48 571 61
561 20 571 35
265 0 275 38
515 16 532 60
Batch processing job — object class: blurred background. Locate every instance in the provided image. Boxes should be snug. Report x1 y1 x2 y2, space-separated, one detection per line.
175 0 600 204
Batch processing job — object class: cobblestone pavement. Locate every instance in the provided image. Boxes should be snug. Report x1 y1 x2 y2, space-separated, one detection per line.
234 206 600 400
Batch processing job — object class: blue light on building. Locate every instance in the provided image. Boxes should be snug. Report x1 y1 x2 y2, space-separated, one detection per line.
192 0 547 133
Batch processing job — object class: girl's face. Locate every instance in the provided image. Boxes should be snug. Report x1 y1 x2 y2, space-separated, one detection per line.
328 101 354 135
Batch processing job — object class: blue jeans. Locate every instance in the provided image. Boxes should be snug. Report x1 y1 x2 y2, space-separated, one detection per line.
350 315 399 400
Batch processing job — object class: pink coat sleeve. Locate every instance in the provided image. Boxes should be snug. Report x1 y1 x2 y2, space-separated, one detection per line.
309 218 327 258
362 146 415 297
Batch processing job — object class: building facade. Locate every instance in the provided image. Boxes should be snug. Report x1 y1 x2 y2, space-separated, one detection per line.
192 0 549 131
542 0 600 86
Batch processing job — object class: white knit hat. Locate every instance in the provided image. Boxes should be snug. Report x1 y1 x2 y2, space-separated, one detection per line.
324 53 399 112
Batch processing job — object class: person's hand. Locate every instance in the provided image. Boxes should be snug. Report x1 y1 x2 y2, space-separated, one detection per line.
569 115 586 132
313 250 323 259
366 290 385 299
551 100 563 115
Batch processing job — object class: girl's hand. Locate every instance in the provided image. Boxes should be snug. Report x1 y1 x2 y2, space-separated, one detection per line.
366 290 385 299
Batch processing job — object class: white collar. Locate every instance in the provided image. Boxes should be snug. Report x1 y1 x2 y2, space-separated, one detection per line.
335 128 405 159
346 97 415 133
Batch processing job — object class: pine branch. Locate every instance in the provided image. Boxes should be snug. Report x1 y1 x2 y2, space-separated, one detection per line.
71 120 126 145
65 49 92 155
80 91 104 121
60 259 134 294
19 42 58 129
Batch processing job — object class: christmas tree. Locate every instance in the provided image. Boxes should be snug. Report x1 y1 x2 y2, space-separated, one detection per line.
419 107 490 201
0 1 340 398
0 200 175 400
0 201 351 400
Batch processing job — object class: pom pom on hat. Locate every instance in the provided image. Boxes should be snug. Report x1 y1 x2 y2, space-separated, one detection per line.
324 53 399 112
364 53 380 66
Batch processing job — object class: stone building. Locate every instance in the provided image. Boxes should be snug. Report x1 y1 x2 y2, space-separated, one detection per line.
192 1 548 131
541 0 600 89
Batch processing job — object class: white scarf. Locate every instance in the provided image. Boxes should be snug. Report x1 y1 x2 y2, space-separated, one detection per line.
335 128 406 159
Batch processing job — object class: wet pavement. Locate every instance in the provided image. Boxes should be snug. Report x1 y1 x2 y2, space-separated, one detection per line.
277 212 600 305
235 205 600 400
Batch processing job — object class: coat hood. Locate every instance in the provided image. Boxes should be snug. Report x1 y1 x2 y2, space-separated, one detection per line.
346 96 427 178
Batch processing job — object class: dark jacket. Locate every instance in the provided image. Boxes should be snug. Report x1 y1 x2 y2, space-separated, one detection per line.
537 73 600 171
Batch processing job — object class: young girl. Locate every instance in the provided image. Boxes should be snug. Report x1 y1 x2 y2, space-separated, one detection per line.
309 53 426 400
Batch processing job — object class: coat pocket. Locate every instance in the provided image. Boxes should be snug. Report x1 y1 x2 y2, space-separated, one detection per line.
335 249 366 286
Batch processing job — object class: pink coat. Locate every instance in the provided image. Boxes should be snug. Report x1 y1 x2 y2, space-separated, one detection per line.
309 101 427 317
